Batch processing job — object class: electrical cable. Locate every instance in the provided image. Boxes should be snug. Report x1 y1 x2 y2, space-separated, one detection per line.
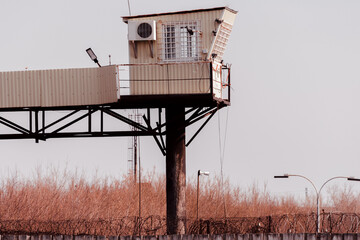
218 107 230 219
138 131 141 233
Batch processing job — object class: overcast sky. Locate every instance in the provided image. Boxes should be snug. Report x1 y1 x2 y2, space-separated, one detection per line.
1 0 360 201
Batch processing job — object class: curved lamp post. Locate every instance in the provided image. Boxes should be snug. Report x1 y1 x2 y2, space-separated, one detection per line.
197 170 210 220
274 174 360 233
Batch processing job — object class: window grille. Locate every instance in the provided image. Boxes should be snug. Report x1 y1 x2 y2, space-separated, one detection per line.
160 21 202 62
212 22 233 61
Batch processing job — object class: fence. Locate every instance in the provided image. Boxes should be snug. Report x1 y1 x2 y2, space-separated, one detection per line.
1 213 360 236
1 234 360 240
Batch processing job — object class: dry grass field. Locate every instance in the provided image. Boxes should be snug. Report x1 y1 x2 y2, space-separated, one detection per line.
0 167 359 235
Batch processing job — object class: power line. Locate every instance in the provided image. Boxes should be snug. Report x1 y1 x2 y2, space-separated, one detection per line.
218 107 230 219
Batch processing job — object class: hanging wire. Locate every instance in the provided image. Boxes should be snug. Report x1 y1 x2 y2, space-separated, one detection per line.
138 132 141 234
218 107 230 219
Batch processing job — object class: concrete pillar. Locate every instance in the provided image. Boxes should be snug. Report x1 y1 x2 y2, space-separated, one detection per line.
166 106 186 234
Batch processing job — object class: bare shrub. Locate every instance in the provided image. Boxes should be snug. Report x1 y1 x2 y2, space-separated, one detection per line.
0 167 358 235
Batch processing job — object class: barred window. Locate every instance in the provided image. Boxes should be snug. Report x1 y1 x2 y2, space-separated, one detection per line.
161 21 201 62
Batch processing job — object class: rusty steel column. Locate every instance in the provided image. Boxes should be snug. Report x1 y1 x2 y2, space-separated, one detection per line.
166 106 186 234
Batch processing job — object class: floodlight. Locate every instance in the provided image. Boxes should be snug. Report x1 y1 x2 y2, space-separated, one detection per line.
185 26 194 36
197 169 210 220
86 48 101 67
348 177 360 181
198 170 210 176
274 174 289 178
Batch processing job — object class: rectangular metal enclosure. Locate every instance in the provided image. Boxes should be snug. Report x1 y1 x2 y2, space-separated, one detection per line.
123 7 237 100
0 65 119 108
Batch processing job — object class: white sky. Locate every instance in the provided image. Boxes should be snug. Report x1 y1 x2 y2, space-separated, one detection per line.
1 0 360 201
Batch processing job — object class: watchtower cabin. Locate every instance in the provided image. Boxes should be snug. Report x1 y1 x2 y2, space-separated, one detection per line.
122 7 237 106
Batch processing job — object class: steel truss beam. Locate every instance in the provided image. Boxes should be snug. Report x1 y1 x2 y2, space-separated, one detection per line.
0 104 224 155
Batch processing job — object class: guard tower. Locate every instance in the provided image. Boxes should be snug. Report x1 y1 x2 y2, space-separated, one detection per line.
0 6 237 235
122 7 237 234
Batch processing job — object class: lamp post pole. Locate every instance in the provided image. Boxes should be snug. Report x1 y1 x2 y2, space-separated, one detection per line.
274 174 360 234
197 170 200 220
197 170 209 220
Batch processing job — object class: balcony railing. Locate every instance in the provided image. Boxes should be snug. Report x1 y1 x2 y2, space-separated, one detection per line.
116 61 231 103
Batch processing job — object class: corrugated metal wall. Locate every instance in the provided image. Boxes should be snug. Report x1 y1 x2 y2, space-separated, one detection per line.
128 62 211 95
0 70 42 108
127 9 225 64
0 65 118 108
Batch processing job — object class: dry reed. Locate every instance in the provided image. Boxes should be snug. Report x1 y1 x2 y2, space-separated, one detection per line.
0 167 357 223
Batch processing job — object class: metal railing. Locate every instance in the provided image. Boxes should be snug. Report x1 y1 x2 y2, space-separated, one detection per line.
116 62 231 102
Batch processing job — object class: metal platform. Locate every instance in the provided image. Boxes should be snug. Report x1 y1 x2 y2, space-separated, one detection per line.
0 93 227 156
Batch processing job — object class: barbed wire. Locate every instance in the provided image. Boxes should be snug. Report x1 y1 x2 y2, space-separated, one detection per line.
1 213 360 236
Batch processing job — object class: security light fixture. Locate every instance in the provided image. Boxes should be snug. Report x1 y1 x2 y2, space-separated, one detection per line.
197 169 210 220
86 48 101 67
274 174 289 178
215 18 224 24
185 26 194 36
198 170 210 176
348 177 360 181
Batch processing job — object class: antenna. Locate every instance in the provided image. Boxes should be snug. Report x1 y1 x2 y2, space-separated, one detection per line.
127 0 132 16
127 110 142 180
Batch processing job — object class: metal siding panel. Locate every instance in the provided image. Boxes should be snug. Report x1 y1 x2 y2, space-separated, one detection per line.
41 66 118 107
128 62 211 95
99 65 118 103
0 66 118 108
143 65 149 95
0 73 3 107
1 72 7 107
0 70 41 108
86 68 94 104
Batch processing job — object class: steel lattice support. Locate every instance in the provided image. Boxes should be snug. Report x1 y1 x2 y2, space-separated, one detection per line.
0 105 222 150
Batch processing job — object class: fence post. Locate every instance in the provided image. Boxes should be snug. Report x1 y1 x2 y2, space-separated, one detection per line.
267 216 272 233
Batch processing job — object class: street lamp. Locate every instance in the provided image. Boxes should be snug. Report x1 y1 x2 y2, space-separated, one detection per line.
86 48 101 67
274 174 360 234
197 170 210 220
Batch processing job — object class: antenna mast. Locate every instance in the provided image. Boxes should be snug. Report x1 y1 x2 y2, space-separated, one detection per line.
127 0 132 16
127 110 142 179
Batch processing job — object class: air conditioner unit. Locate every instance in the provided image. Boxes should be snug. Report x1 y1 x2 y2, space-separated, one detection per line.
128 20 156 41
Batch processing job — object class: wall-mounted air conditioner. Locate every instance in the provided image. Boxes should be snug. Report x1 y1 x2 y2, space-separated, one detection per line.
128 20 156 41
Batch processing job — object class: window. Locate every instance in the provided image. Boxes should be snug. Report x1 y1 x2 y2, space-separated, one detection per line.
161 21 201 62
